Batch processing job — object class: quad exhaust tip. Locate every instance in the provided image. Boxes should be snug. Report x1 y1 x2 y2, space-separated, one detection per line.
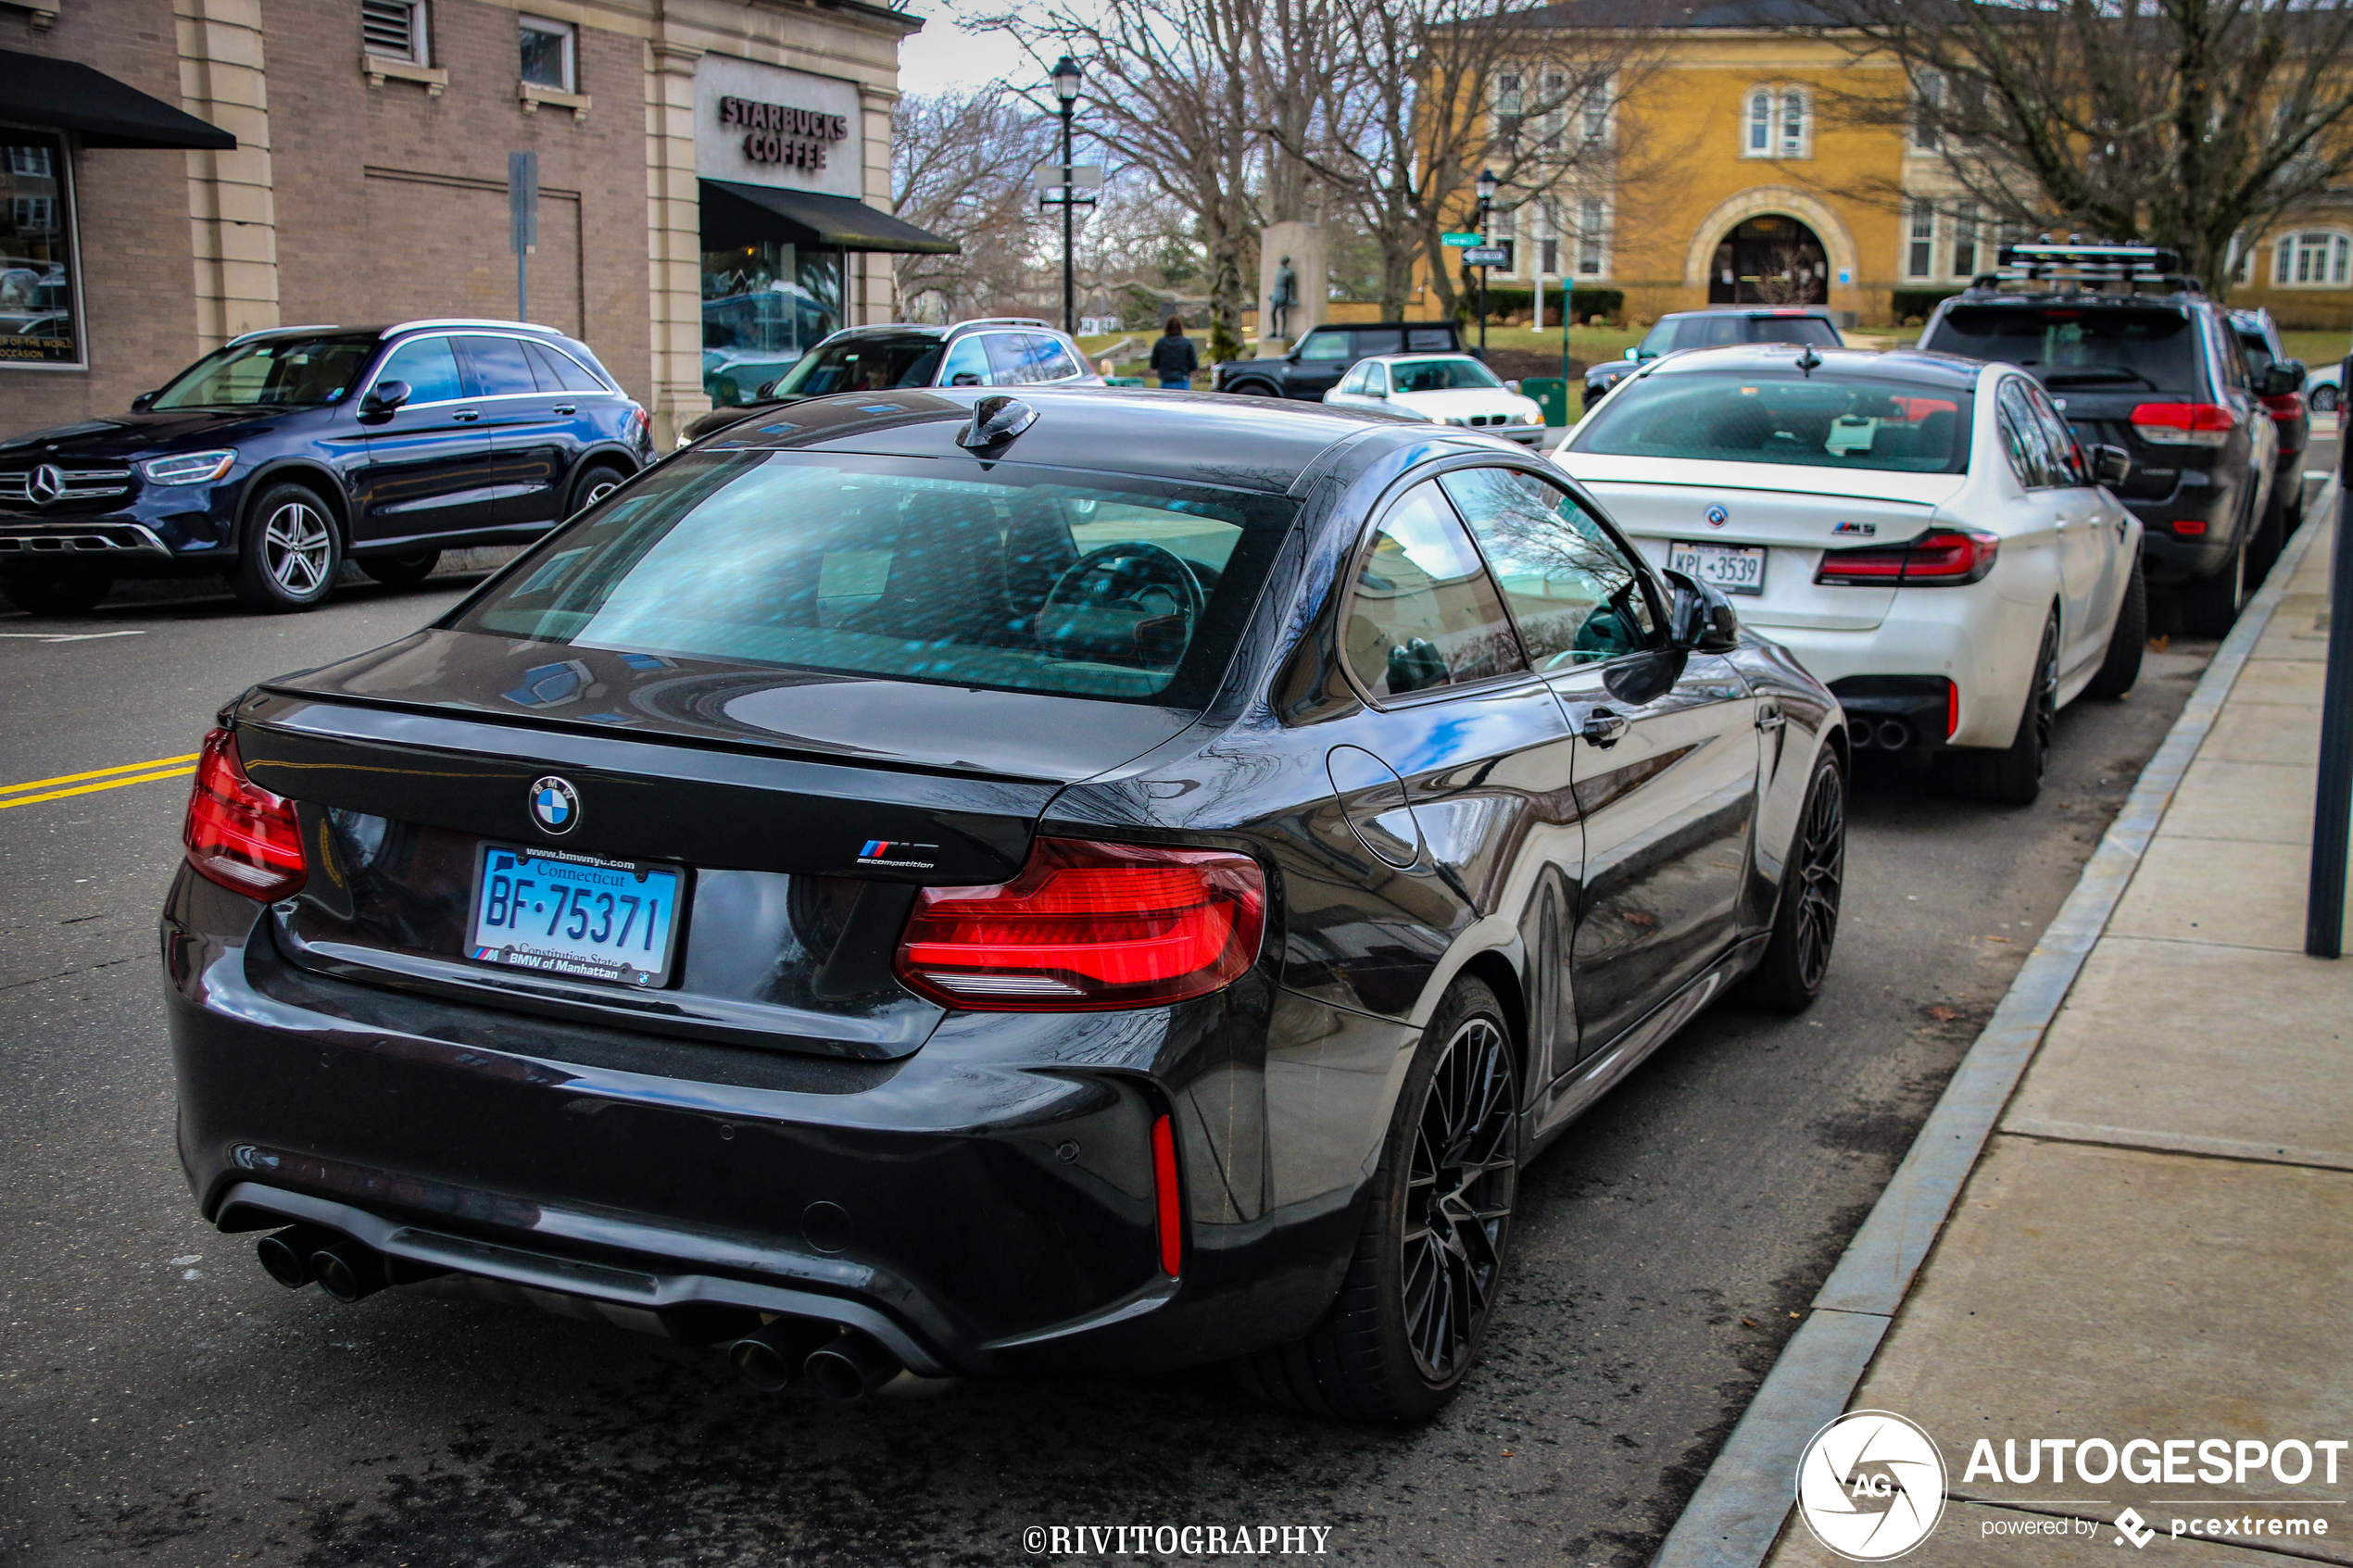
726 1320 902 1403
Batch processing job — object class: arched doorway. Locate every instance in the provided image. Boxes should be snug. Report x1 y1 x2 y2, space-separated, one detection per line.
1708 215 1829 305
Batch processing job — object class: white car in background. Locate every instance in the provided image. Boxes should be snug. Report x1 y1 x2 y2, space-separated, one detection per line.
1554 344 2145 803
1323 352 1549 444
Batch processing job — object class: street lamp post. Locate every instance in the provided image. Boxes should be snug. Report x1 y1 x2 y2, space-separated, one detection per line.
1475 168 1499 356
1052 56 1083 339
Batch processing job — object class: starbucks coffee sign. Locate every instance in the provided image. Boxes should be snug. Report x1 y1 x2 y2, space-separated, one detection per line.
719 96 849 172
694 56 862 199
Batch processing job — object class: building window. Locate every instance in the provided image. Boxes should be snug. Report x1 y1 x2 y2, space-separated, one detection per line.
1576 196 1607 277
1540 73 1566 152
1950 199 1979 279
519 16 575 92
1494 73 1523 153
1581 76 1611 144
1911 71 1943 152
1743 86 1810 159
1541 237 1559 274
2274 230 2352 287
361 0 428 63
0 129 81 369
1906 202 1936 280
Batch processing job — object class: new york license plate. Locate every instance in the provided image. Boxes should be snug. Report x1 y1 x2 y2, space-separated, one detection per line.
468 844 684 987
1667 540 1767 596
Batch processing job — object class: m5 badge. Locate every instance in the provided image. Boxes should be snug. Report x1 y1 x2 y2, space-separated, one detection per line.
1832 521 1877 536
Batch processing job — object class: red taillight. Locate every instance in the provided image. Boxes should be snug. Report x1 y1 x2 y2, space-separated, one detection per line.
2263 391 2305 421
2171 518 2208 535
893 837 1265 1010
182 728 305 899
1817 529 1999 587
2132 402 2235 446
1151 1113 1183 1276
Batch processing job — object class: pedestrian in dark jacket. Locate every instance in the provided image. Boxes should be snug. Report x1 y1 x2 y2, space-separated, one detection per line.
1149 318 1199 390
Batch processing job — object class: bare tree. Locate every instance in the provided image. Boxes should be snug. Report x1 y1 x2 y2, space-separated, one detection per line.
1812 0 2353 295
891 89 1057 321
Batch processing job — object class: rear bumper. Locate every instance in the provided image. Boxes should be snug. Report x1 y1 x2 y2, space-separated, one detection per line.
164 869 1366 1379
1748 585 2042 750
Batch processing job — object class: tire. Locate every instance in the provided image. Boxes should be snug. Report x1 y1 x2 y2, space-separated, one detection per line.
2312 383 2339 414
1237 976 1519 1423
1736 748 1845 1013
2082 552 2146 700
1944 611 2058 806
1 568 112 616
355 548 441 586
2246 487 2286 590
2179 537 2245 637
567 461 631 518
1225 380 1279 399
230 482 342 612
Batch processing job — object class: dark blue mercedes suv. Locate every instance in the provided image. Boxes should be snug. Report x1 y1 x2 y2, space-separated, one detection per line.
0 320 652 615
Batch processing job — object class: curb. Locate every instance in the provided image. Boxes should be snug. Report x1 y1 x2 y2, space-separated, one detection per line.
1651 493 2339 1568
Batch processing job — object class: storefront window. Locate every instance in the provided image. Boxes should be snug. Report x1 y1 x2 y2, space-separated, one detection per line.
699 240 840 406
0 131 78 368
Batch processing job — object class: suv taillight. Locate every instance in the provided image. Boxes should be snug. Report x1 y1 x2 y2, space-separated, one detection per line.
894 837 1265 1010
2131 402 2236 446
1816 529 2000 587
182 728 305 899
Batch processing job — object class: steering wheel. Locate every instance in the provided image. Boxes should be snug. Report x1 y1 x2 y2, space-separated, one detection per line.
1038 542 1207 663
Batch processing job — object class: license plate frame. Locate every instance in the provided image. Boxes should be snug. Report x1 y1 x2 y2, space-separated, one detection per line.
1667 539 1768 596
467 843 686 989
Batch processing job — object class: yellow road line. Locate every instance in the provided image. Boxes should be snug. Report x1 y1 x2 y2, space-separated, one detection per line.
0 753 200 797
0 765 197 810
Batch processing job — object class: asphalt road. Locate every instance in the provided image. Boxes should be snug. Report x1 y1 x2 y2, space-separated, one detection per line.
0 541 2251 1567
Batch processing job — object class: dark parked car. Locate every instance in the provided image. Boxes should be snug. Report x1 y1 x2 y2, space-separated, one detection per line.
167 388 1846 1420
1214 320 1468 401
1583 307 1843 410
1916 245 2283 633
679 318 1101 445
0 320 652 616
2228 306 2310 577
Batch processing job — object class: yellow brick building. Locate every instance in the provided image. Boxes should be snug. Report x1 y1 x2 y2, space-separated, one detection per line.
1445 0 2353 330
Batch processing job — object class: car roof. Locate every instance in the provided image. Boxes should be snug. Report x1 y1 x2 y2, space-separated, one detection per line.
690 385 1434 495
1361 352 1487 365
1644 344 1985 387
1658 307 1834 320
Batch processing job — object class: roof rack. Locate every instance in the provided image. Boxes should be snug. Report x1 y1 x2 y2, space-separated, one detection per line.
226 323 344 345
1967 243 2204 297
381 318 562 335
950 317 1054 332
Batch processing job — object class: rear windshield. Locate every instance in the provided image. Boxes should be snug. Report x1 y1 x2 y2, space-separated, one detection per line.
1925 307 2200 392
1571 370 1972 473
1393 358 1503 393
770 335 943 397
459 452 1292 707
2233 328 2277 378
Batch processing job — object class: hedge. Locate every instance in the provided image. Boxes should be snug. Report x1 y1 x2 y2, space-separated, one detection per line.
1453 285 1624 322
1890 288 1965 322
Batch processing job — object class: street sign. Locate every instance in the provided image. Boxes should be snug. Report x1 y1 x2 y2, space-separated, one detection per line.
1034 163 1104 192
509 151 537 320
1442 232 1481 247
1462 245 1509 267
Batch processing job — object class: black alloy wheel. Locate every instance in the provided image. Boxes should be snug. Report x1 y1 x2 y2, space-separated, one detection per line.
230 482 342 612
1236 976 1519 1422
569 462 632 517
1947 611 2058 806
1738 749 1845 1012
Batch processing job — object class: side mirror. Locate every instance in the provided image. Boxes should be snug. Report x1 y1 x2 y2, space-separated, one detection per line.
2091 443 2133 488
131 390 158 412
1505 379 1522 393
1665 569 1740 653
2259 360 2306 399
752 378 781 400
1623 347 1640 360
361 379 410 416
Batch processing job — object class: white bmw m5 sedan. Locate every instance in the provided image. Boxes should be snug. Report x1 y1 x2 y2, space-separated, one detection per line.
1553 344 2145 803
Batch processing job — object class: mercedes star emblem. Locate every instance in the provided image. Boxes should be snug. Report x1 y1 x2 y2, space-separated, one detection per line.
28 464 64 507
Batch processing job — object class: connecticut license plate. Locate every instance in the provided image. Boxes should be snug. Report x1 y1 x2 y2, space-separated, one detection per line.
468 844 684 987
1667 540 1767 596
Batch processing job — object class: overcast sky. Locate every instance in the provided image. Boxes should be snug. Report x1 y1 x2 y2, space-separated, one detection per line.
897 6 1036 95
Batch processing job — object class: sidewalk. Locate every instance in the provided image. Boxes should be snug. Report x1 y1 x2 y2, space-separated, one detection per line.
1755 516 2353 1564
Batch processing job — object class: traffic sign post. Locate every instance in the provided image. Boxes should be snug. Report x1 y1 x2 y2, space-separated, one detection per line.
1461 245 1509 267
1442 232 1481 247
2311 351 2353 958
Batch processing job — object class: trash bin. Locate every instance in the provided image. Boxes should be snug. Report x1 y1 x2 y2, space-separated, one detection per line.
1521 376 1571 427
1104 375 1147 387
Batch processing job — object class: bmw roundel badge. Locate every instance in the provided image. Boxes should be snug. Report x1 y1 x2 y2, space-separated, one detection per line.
1705 504 1730 529
528 776 581 836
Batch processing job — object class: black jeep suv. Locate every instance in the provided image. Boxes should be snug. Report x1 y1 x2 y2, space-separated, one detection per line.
1213 321 1466 401
1918 245 2284 633
0 320 651 616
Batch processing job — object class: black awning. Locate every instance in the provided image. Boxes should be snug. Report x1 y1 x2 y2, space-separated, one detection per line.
701 179 959 257
0 48 236 149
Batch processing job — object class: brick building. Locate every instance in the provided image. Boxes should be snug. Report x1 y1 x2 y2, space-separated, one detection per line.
0 0 952 445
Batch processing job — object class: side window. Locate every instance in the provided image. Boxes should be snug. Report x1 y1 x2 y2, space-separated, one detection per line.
982 332 1034 384
372 335 464 404
940 334 989 387
459 334 540 397
1995 380 2054 487
1343 482 1526 699
1354 329 1403 357
1026 334 1083 382
1440 467 1655 668
1366 363 1390 395
523 340 606 394
1405 328 1453 352
2024 384 2086 486
1297 330 1351 363
1337 363 1366 395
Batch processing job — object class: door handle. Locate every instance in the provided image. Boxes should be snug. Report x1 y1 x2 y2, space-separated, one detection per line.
553 405 575 415
1579 709 1629 748
1755 700 1786 732
451 408 481 423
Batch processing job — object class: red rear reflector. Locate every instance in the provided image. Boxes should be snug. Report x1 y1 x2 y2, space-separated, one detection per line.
1817 530 1999 587
2171 518 2208 535
182 728 306 899
2132 402 2234 445
894 837 1265 1011
1151 1113 1183 1276
1945 679 1959 739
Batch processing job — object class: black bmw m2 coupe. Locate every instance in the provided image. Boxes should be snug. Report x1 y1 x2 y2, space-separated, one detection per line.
165 387 1847 1422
